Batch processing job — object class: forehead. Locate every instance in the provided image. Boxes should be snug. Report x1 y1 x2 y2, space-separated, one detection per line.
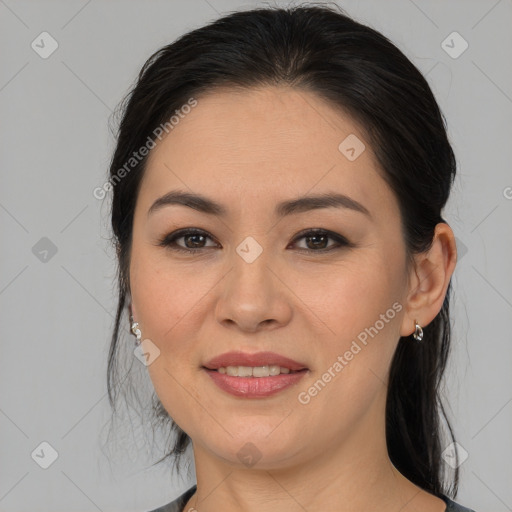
149 86 371 167
139 86 393 219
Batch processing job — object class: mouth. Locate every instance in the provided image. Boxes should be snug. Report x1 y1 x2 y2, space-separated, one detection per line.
201 351 309 397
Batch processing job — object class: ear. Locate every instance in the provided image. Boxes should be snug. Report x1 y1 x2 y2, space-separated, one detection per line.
399 222 458 337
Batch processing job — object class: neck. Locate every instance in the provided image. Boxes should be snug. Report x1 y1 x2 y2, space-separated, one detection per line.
182 388 445 512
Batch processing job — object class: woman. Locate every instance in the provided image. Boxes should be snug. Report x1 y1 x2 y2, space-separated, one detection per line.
105 4 476 512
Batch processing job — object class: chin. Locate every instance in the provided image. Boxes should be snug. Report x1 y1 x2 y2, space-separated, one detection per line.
207 430 304 470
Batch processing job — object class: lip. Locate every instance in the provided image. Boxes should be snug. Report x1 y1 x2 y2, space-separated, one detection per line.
203 368 309 398
203 351 308 371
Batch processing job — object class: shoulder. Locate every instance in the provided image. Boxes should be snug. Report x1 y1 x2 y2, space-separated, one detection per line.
145 484 197 512
441 494 478 512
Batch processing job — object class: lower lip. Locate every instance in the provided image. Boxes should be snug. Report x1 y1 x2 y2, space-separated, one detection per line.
203 368 308 398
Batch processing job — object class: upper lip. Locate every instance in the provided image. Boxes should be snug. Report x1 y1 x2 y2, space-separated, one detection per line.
203 351 308 371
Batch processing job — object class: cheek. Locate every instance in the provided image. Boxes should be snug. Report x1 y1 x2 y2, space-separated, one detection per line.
298 253 404 389
293 263 401 434
130 246 203 340
301 254 401 337
131 259 207 431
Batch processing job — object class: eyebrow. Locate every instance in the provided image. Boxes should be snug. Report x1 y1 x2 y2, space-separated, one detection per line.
147 190 371 219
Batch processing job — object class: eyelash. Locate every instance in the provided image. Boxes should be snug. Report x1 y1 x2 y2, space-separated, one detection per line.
156 228 352 255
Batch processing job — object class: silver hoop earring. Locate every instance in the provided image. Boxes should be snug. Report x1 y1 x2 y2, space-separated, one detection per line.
129 314 142 347
412 320 423 342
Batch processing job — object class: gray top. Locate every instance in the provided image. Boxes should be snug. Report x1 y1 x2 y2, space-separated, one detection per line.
146 485 477 512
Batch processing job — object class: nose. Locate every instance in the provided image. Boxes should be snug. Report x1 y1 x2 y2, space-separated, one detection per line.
214 245 293 333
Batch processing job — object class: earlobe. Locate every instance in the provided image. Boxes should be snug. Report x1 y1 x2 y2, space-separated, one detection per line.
399 222 457 338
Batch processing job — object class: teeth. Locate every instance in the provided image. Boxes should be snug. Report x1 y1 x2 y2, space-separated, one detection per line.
217 365 292 377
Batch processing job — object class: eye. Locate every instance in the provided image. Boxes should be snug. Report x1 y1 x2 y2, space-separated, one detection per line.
156 228 352 254
289 228 351 253
157 228 218 254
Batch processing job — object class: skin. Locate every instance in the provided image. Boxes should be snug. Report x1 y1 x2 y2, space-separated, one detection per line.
128 86 457 512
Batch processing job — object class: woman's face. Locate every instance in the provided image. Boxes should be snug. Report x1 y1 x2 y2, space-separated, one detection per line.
129 86 414 469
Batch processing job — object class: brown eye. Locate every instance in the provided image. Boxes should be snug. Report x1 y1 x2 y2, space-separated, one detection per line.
290 229 351 253
158 229 218 254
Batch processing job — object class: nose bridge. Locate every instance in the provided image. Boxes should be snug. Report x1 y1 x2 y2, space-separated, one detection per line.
215 233 291 330
229 233 274 303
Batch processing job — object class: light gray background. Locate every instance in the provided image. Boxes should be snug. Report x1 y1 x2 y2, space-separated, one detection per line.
1 1 511 511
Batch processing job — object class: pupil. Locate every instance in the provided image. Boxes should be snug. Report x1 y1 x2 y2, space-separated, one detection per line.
186 234 204 248
307 234 327 249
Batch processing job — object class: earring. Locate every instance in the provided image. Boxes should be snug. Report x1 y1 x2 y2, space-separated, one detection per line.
129 314 142 347
412 319 423 342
